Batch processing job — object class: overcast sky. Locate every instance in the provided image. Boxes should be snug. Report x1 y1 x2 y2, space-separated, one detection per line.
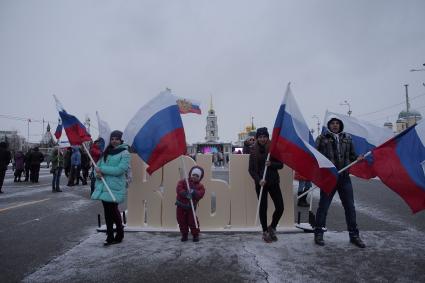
1 0 425 144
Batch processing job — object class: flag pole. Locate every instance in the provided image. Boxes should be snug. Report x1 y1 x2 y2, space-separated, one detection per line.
180 156 199 229
297 151 372 199
254 153 270 226
82 142 116 202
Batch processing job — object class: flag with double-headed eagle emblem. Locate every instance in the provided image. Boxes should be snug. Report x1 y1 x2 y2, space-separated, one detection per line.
176 98 201 115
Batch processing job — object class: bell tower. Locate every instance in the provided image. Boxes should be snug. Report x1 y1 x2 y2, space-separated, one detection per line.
205 95 219 142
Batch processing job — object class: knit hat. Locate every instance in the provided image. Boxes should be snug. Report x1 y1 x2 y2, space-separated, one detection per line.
256 127 269 138
191 168 202 177
110 130 123 141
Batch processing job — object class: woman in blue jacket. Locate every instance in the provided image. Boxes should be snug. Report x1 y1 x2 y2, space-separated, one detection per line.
91 130 130 246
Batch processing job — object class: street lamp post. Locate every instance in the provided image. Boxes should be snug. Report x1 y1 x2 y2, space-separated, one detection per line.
27 118 31 144
340 100 352 116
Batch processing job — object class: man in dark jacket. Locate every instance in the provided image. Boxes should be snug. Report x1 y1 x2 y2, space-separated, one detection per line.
249 127 284 243
29 147 44 183
0 142 12 193
314 117 365 248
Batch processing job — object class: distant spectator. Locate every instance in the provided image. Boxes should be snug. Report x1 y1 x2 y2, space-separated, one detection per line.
243 137 255 154
0 142 12 193
294 172 311 207
81 149 90 185
14 150 25 182
29 147 44 183
67 146 81 186
24 149 32 182
89 139 103 195
50 148 64 192
63 147 72 178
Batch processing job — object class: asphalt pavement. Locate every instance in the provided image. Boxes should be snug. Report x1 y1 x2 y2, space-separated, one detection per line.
1 168 425 283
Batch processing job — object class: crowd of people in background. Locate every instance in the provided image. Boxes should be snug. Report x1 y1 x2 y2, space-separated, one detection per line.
0 140 102 195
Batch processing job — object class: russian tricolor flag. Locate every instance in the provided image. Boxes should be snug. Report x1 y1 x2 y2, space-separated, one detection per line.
123 90 187 175
53 96 91 146
54 121 63 140
322 111 393 179
270 84 337 193
370 122 425 213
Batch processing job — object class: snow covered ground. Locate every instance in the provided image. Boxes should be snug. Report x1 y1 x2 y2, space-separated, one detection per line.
23 229 425 282
4 170 424 282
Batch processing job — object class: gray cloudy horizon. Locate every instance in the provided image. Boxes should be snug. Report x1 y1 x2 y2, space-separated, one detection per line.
1 0 425 144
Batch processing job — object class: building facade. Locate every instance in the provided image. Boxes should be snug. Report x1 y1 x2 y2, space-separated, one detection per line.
395 109 422 133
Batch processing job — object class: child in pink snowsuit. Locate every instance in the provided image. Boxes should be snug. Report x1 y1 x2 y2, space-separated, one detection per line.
175 166 205 242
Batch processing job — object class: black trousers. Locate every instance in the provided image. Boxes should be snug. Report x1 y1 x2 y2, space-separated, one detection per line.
102 201 123 241
255 183 284 232
24 167 30 181
30 164 41 182
0 170 6 191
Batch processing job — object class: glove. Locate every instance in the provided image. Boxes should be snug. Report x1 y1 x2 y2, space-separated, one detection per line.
186 192 193 200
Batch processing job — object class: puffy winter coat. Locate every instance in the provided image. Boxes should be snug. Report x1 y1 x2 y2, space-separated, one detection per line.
29 149 44 166
316 132 357 172
175 166 206 209
91 144 130 203
50 148 64 170
14 151 25 170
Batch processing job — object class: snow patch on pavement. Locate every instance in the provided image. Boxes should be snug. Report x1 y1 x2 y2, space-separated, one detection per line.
24 230 425 283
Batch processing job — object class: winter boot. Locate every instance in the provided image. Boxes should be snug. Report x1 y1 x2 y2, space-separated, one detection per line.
314 233 325 246
114 227 124 243
56 186 62 192
193 235 199 242
104 231 115 246
267 226 278 241
262 231 273 243
181 234 188 242
350 236 366 248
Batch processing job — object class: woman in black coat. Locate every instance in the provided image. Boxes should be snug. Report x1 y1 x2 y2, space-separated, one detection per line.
249 127 284 243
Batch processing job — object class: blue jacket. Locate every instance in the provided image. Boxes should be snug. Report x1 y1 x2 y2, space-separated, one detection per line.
91 144 130 203
71 147 81 166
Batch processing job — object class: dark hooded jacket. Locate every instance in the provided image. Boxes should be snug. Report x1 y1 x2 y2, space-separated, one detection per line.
175 166 206 210
0 142 11 171
29 147 44 166
316 118 357 172
249 140 283 186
